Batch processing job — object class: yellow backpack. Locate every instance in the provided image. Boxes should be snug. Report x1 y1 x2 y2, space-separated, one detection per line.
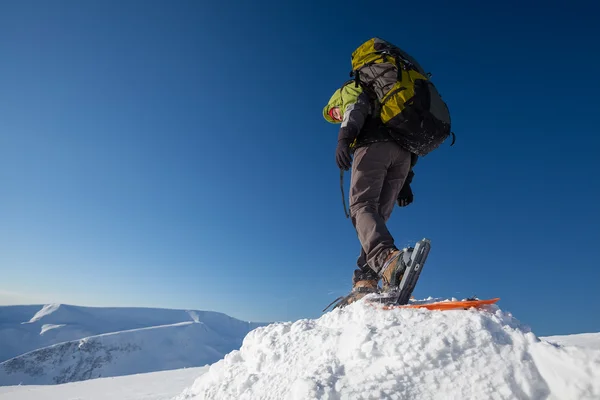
350 38 453 156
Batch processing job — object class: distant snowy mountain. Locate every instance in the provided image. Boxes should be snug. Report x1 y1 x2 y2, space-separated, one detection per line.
177 299 600 400
0 304 265 385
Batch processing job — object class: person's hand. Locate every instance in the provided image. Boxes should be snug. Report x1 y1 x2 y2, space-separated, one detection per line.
397 183 413 207
335 139 352 170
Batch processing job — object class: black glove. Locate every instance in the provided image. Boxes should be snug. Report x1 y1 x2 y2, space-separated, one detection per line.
397 170 415 207
335 127 356 171
335 139 352 171
397 183 413 207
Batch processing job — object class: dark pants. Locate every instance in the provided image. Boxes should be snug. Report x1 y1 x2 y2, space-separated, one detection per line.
349 141 411 282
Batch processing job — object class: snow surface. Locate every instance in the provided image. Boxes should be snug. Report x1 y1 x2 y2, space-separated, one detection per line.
175 299 600 400
0 304 265 385
1 300 599 399
0 366 207 400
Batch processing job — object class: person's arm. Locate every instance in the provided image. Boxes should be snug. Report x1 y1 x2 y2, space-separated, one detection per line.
335 85 371 170
337 86 371 144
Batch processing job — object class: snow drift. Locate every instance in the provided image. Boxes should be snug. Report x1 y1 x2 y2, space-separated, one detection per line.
176 299 600 400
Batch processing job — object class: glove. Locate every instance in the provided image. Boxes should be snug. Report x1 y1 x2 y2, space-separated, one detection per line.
397 183 413 207
335 139 352 171
397 170 415 207
335 126 356 171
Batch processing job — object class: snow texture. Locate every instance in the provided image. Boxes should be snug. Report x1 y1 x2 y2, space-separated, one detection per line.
176 300 600 400
0 304 265 385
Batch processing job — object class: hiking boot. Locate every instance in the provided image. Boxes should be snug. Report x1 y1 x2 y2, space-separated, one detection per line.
380 249 411 292
330 279 379 310
352 279 379 294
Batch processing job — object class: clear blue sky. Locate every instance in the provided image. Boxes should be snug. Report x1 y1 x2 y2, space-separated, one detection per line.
1 0 599 336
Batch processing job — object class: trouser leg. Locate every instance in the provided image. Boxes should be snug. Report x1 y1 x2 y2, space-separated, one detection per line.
353 248 379 284
349 142 411 274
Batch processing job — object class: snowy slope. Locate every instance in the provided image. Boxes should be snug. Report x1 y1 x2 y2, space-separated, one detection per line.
1 322 229 385
541 332 600 350
176 299 600 400
0 366 207 400
0 303 264 364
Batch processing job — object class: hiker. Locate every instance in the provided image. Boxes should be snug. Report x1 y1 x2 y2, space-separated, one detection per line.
322 38 451 310
323 83 417 308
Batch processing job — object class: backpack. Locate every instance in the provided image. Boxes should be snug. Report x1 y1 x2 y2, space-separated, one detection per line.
350 38 453 156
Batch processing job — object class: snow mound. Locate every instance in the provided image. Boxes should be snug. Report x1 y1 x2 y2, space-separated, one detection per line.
177 300 600 400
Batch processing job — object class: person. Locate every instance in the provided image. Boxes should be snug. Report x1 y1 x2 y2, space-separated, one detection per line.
323 82 418 308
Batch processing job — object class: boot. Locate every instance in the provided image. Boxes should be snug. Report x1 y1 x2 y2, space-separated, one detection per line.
325 279 379 311
380 249 411 292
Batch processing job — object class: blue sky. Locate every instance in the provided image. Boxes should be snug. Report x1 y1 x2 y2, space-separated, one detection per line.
1 0 599 336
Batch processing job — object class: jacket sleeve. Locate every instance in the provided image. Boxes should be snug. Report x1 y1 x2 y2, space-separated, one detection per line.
337 86 371 142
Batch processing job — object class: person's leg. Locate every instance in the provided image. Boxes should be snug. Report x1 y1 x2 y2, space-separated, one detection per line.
353 248 379 284
379 143 412 226
350 142 410 273
377 143 413 288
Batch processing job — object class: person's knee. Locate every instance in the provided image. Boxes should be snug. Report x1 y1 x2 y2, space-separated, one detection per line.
349 200 379 218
